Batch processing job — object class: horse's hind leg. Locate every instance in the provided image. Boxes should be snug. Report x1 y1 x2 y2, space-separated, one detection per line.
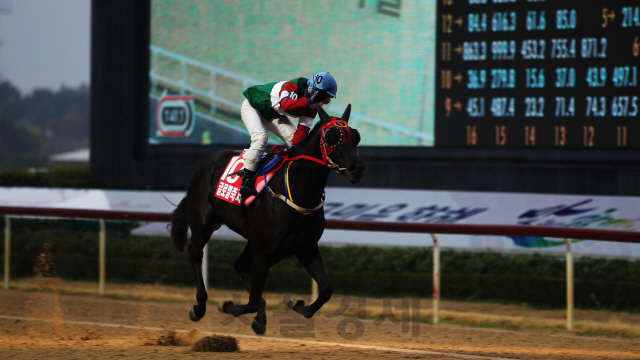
187 219 219 322
218 244 267 315
234 243 254 292
246 250 270 335
289 243 333 319
218 243 268 300
219 245 270 335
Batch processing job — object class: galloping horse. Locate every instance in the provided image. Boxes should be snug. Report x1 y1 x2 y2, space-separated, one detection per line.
168 104 365 335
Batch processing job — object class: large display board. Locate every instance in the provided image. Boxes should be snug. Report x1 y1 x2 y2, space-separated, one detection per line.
436 0 640 148
89 0 640 194
150 0 640 150
149 0 437 147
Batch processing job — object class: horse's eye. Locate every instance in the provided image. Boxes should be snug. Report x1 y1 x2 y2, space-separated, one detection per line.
323 127 343 148
350 128 361 146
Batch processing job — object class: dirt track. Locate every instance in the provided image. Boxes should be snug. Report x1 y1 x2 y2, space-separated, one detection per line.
1 281 639 359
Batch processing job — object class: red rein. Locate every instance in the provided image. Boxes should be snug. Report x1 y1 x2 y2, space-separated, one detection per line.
270 118 355 170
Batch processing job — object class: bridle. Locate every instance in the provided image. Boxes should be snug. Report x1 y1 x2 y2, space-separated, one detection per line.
319 118 358 172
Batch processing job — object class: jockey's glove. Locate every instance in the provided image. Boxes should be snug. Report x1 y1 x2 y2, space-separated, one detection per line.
310 89 330 105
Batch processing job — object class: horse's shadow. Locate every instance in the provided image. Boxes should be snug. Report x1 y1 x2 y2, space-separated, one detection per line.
169 104 365 335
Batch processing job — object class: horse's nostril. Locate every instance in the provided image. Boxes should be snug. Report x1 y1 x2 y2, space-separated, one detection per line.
349 165 358 173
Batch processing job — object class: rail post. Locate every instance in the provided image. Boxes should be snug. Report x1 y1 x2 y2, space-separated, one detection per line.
202 243 209 291
431 233 440 324
311 279 319 303
3 215 9 289
99 219 106 295
565 238 574 330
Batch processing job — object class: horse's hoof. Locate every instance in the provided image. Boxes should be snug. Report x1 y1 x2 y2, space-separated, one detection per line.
218 301 234 314
189 306 202 322
287 299 305 310
251 318 266 335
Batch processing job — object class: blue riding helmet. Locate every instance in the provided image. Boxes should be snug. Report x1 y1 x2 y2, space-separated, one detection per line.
307 71 337 97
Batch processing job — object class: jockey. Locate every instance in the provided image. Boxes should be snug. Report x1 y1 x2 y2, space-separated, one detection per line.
238 71 337 197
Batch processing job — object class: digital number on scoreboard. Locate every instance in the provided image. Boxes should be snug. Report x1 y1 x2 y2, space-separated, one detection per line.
436 0 640 148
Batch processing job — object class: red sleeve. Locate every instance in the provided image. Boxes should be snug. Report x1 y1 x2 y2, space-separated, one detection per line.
279 81 314 114
291 124 311 145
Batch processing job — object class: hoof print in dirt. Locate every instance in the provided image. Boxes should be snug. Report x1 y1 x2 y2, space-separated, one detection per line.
192 335 239 352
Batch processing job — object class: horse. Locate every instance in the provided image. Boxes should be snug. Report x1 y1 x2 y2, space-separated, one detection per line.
168 103 365 335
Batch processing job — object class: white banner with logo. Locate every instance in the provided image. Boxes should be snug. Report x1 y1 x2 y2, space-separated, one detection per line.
322 188 640 258
0 187 638 258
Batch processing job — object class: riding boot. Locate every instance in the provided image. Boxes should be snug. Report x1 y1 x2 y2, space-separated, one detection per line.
240 169 258 197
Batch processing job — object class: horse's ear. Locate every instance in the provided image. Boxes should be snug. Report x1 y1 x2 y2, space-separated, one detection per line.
316 103 332 125
341 104 351 123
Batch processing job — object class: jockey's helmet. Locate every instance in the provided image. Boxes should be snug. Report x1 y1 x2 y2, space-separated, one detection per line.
307 72 337 98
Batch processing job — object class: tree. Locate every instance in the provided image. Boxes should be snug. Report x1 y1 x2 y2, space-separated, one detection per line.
0 80 21 116
0 80 90 168
0 113 42 156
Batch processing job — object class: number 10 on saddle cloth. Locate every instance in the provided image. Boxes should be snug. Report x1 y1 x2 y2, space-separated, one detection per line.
214 153 285 206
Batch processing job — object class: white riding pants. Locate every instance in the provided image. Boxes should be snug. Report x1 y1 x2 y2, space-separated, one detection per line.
241 99 295 171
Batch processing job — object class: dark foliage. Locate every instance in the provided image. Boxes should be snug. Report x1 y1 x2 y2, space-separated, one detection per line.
0 80 89 169
0 166 91 187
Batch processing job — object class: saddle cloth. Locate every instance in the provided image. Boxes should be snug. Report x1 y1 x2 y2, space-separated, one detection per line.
214 153 285 206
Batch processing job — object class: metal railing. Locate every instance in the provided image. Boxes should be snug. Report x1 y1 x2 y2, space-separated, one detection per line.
1 205 639 330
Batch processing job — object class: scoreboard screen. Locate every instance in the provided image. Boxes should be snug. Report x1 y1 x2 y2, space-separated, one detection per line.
149 1 437 147
436 0 640 148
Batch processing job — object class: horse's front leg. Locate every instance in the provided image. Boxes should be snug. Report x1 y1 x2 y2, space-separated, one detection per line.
219 250 270 335
289 244 333 318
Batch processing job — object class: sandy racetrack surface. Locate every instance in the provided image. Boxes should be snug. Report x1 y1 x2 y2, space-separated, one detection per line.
1 281 639 359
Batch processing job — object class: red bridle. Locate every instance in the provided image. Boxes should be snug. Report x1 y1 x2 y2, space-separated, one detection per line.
319 118 357 171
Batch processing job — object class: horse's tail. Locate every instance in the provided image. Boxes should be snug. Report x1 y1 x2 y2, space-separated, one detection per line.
167 196 189 254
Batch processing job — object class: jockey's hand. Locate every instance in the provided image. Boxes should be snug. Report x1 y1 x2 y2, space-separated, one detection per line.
311 89 330 105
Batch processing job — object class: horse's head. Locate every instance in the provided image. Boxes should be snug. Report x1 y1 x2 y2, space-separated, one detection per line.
316 104 365 184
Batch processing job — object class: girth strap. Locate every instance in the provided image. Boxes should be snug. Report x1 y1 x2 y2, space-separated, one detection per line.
266 190 325 215
263 161 325 215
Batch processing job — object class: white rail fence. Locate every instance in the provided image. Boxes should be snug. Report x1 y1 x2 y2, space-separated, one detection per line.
2 206 639 330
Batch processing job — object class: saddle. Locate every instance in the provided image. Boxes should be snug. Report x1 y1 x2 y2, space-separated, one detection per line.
214 151 285 207
254 153 283 179
227 152 282 181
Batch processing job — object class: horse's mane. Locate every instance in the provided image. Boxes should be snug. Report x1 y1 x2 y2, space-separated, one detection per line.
288 121 323 156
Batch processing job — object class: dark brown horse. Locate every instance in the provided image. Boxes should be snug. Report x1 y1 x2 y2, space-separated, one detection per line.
168 104 365 335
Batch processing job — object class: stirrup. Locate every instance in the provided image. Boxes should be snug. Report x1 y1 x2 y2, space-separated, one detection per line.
240 185 257 197
228 168 246 178
240 175 257 197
